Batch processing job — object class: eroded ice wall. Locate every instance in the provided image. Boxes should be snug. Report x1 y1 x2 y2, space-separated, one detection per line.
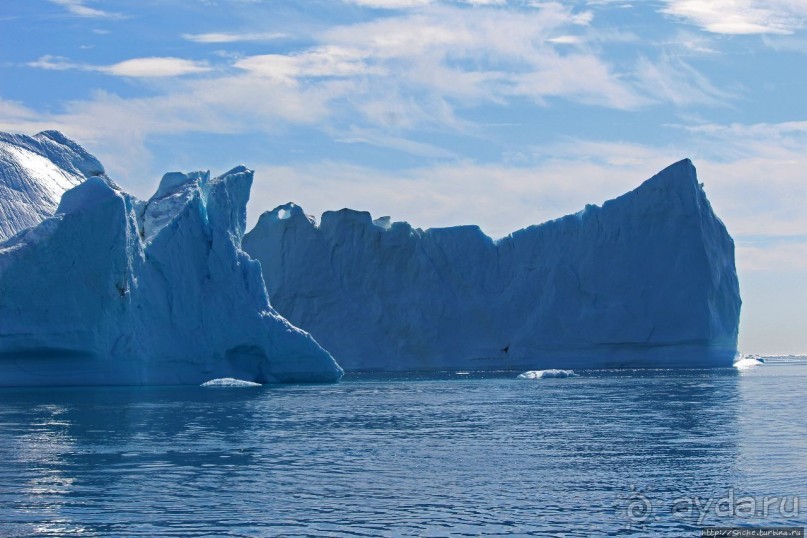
244 159 741 371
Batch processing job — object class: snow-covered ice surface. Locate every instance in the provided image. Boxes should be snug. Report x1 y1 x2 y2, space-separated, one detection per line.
518 370 578 379
0 158 343 386
0 130 105 241
201 378 262 387
518 370 576 379
244 159 741 372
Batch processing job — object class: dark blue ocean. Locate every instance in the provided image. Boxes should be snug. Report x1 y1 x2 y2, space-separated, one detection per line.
1 360 805 537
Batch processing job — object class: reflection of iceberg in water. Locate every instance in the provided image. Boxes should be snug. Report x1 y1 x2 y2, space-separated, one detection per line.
5 403 85 536
514 369 742 487
13 366 807 534
0 386 268 536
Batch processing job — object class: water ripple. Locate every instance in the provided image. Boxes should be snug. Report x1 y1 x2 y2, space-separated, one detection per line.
0 366 805 536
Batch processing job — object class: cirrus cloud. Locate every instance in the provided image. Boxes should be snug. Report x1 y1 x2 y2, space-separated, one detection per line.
181 31 288 44
661 0 807 34
48 0 123 19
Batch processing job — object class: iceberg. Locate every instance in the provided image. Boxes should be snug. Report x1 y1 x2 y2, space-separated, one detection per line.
518 370 577 379
0 160 343 386
243 159 741 372
0 130 104 241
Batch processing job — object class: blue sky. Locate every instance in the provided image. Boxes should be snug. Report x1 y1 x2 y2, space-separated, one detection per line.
1 0 806 354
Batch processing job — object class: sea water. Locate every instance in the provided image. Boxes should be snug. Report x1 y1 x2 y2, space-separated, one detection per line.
0 360 805 536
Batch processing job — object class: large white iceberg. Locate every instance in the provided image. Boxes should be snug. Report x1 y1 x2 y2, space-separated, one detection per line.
0 161 343 386
0 130 103 241
243 159 741 371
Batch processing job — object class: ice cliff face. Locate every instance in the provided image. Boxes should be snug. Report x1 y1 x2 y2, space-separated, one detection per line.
0 130 104 241
0 165 343 386
244 159 741 371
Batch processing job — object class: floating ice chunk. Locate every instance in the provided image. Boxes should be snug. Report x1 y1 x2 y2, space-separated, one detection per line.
518 369 578 379
201 378 262 387
733 354 765 370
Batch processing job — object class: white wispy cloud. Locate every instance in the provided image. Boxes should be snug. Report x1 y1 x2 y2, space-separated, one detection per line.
48 0 123 19
181 31 287 43
27 56 212 77
342 0 433 8
313 3 645 110
26 56 79 71
0 99 52 134
334 127 458 158
6 1 743 183
661 0 807 34
680 120 807 138
234 46 378 81
343 0 507 6
546 35 583 44
633 52 734 106
462 0 507 5
103 58 212 77
10 0 745 167
737 241 807 271
662 30 721 55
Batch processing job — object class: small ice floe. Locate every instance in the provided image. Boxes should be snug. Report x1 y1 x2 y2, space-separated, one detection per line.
201 378 262 387
517 369 578 379
733 354 765 370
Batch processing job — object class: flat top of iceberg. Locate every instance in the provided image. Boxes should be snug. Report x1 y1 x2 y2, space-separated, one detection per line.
256 159 701 243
